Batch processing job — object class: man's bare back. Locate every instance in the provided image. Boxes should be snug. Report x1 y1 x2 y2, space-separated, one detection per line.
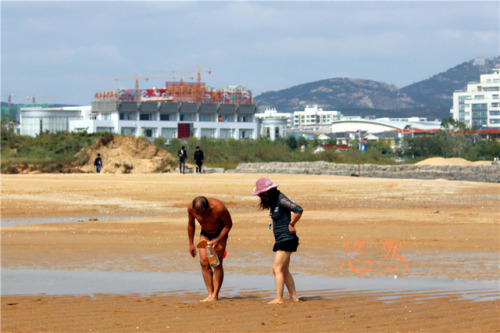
188 197 232 253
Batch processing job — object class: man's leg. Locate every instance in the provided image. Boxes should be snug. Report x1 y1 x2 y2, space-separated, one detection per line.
198 235 227 302
211 261 224 300
198 245 215 301
210 236 227 300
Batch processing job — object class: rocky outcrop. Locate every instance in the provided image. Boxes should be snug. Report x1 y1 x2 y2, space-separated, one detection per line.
229 161 500 183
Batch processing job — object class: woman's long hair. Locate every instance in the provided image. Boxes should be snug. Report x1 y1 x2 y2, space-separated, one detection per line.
257 188 280 211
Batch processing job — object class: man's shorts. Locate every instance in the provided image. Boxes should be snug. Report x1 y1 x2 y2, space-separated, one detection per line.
200 228 225 240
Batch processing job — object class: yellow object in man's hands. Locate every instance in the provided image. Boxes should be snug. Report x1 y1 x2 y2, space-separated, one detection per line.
196 239 223 251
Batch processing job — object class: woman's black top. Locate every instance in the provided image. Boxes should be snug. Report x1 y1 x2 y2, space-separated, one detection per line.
270 192 303 245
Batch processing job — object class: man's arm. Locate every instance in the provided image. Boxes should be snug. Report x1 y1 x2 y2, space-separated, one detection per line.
211 205 233 249
187 208 197 257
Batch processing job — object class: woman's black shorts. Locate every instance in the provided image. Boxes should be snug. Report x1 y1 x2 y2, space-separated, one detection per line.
273 236 299 252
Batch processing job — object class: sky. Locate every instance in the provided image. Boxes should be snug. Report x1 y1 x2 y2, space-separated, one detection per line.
1 1 499 106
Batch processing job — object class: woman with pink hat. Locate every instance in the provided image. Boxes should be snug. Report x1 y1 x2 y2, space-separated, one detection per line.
253 177 303 304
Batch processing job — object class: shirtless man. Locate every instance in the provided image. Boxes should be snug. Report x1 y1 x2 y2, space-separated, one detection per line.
188 196 233 302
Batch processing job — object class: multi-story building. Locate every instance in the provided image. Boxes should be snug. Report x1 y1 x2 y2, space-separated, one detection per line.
21 80 260 141
450 68 500 129
69 99 258 142
293 105 342 128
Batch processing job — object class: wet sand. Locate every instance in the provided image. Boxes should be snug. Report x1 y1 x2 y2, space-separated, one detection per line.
1 173 499 332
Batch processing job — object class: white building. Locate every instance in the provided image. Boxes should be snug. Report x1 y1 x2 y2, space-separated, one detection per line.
20 101 259 141
330 117 442 134
293 105 342 128
20 106 90 136
450 68 500 129
255 108 291 140
68 100 259 142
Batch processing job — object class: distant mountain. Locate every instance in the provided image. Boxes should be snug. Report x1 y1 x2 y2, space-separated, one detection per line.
255 78 421 111
401 56 500 108
254 56 500 119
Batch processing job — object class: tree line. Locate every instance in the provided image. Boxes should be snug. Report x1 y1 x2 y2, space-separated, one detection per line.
1 115 498 173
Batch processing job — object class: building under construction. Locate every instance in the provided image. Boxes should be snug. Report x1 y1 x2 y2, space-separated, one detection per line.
72 70 259 141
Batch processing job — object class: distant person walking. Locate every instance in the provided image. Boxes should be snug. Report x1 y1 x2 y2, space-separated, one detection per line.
178 146 187 174
194 146 204 173
94 153 103 173
253 177 303 304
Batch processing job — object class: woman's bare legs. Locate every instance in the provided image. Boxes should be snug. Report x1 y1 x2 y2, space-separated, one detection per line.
268 250 299 304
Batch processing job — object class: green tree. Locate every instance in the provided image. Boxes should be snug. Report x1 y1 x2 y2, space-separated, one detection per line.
367 139 393 155
404 136 448 158
463 140 500 161
297 136 308 149
285 135 298 150
441 116 468 134
1 114 20 150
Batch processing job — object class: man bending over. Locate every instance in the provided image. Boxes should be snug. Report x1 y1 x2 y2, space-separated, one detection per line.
188 196 233 302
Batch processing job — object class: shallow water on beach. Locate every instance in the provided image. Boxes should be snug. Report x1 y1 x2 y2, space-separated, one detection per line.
2 217 498 302
1 216 146 227
2 268 498 302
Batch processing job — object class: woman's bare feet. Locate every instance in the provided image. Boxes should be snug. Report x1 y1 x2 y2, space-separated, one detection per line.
267 298 284 304
200 294 218 302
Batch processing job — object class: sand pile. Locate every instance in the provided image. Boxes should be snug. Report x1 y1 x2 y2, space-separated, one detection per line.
80 135 177 174
415 157 493 166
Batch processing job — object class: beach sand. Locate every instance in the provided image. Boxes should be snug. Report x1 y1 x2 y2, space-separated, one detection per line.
1 173 499 332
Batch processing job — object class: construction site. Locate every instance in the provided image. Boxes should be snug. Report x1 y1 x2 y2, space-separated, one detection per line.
92 66 253 104
19 67 260 140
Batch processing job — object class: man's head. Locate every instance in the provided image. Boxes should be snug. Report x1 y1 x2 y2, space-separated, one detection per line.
97 153 101 157
181 146 185 150
196 146 200 150
192 196 209 213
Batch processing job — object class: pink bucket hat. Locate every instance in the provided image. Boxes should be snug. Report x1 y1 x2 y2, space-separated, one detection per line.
253 177 279 195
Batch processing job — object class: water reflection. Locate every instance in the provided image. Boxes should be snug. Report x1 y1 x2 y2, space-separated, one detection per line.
2 268 498 302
